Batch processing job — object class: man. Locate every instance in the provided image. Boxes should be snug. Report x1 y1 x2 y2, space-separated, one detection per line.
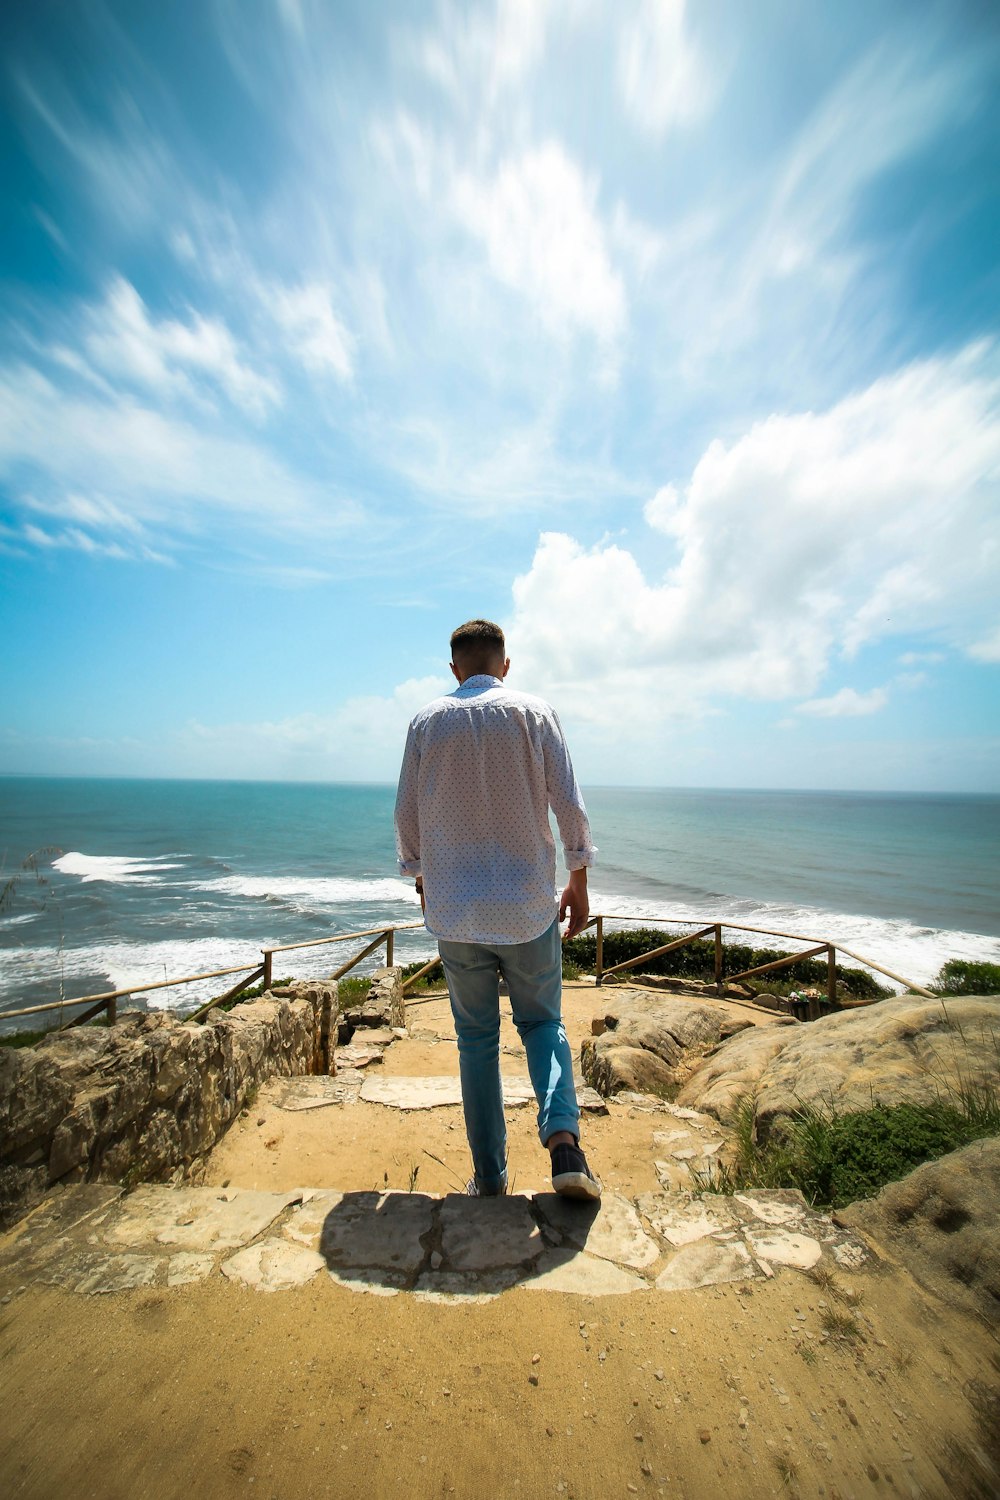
394 618 601 1201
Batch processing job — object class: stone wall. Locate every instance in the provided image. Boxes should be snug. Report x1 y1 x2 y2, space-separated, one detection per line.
0 982 339 1229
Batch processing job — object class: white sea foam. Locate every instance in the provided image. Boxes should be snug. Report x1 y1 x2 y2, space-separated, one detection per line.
54 852 184 884
589 888 1000 988
201 874 421 907
0 925 438 1017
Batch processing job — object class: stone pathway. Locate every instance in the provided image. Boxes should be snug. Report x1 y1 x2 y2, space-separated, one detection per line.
0 1177 869 1301
268 1073 609 1113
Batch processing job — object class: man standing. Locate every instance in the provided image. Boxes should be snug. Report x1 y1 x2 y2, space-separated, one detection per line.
394 619 601 1201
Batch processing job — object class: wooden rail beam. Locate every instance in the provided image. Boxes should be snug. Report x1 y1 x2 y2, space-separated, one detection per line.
186 964 266 1026
601 925 717 980
726 944 828 985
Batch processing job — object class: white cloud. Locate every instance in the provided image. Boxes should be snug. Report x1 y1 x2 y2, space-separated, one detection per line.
0 362 362 547
84 278 281 417
271 282 354 381
507 345 1000 722
796 687 888 718
452 141 625 346
969 626 1000 663
617 0 714 137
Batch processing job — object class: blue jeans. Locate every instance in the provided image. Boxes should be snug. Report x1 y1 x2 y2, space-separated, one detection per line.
437 919 580 1195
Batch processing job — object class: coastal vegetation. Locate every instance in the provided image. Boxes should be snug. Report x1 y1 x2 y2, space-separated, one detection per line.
702 1082 1000 1210
929 959 1000 995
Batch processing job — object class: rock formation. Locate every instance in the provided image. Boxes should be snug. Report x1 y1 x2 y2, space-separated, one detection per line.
0 981 340 1228
836 1136 1000 1325
674 994 1000 1141
581 990 756 1097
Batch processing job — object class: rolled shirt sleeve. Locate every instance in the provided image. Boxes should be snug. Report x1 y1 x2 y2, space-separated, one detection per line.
543 710 597 871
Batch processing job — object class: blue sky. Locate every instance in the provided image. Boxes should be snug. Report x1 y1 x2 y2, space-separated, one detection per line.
1 0 998 791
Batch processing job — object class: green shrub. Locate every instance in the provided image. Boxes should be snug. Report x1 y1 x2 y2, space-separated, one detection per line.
708 1087 1000 1210
562 927 890 999
929 960 1000 996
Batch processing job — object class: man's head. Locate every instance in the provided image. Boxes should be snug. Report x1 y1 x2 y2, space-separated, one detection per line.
449 619 510 684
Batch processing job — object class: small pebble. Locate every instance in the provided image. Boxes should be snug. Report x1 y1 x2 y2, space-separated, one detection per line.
699 1430 711 1444
640 1460 652 1477
670 1328 678 1335
654 1370 664 1381
532 1353 541 1365
442 1388 451 1397
529 1375 539 1387
627 1487 638 1495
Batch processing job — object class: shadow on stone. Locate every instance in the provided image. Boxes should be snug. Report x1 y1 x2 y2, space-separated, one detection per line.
315 1188 612 1298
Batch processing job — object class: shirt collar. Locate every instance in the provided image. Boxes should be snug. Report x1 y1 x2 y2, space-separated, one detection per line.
454 673 502 694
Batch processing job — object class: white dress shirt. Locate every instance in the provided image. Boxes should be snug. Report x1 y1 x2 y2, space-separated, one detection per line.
394 674 596 944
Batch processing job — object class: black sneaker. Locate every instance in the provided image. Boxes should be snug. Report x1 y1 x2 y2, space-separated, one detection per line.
550 1143 601 1202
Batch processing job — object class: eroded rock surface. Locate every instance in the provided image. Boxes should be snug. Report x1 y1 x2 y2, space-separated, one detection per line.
676 994 1000 1139
836 1136 1000 1325
0 985 338 1228
582 990 753 1098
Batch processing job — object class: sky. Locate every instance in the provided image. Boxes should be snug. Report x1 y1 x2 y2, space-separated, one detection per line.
1 0 998 792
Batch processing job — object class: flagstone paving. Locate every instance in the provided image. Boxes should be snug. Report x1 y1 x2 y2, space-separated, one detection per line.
0 1176 870 1300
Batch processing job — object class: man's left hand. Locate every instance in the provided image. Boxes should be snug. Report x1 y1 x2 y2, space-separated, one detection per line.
559 869 590 940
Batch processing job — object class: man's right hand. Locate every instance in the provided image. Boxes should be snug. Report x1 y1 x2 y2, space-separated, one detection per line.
559 868 589 940
415 877 426 915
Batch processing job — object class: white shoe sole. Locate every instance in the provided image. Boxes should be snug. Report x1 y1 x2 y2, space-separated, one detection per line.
552 1171 602 1202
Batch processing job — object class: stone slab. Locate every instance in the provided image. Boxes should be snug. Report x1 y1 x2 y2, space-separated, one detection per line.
635 1192 738 1247
358 1075 606 1112
102 1186 303 1252
439 1194 543 1271
319 1190 433 1275
655 1239 757 1291
221 1238 326 1292
268 1077 361 1111
412 1268 522 1303
521 1249 649 1295
744 1229 822 1270
734 1190 809 1227
535 1192 660 1269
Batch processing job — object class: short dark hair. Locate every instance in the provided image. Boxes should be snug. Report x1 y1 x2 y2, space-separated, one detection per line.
450 618 505 669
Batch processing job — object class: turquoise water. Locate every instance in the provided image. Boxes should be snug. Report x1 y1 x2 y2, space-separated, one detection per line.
1 777 998 1027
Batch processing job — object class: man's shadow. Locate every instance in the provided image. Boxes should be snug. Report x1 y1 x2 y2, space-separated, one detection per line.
318 1189 601 1295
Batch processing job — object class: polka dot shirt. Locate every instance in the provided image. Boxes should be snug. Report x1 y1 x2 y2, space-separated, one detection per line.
394 674 596 944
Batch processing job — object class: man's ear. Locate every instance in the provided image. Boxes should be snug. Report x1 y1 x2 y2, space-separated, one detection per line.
450 660 462 683
500 657 511 679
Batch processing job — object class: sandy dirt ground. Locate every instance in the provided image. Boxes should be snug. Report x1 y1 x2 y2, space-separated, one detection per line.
1 983 996 1500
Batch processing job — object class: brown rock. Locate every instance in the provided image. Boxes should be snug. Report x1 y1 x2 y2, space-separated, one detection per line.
582 990 752 1098
676 995 1000 1140
836 1137 1000 1325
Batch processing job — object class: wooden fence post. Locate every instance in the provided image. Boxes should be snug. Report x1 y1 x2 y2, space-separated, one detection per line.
827 945 837 1011
107 996 117 1025
595 916 604 987
386 928 394 967
262 950 273 991
714 925 723 991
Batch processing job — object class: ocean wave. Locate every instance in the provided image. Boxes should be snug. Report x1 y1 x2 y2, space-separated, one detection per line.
589 888 1000 987
54 852 185 884
0 928 437 1017
200 874 421 907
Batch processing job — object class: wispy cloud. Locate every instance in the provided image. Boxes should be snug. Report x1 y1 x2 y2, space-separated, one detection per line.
797 687 888 719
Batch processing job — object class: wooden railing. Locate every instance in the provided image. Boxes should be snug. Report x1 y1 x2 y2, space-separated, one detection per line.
0 911 932 1033
583 913 934 1012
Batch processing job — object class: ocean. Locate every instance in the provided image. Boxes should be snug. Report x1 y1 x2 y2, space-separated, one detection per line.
1 777 998 1030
